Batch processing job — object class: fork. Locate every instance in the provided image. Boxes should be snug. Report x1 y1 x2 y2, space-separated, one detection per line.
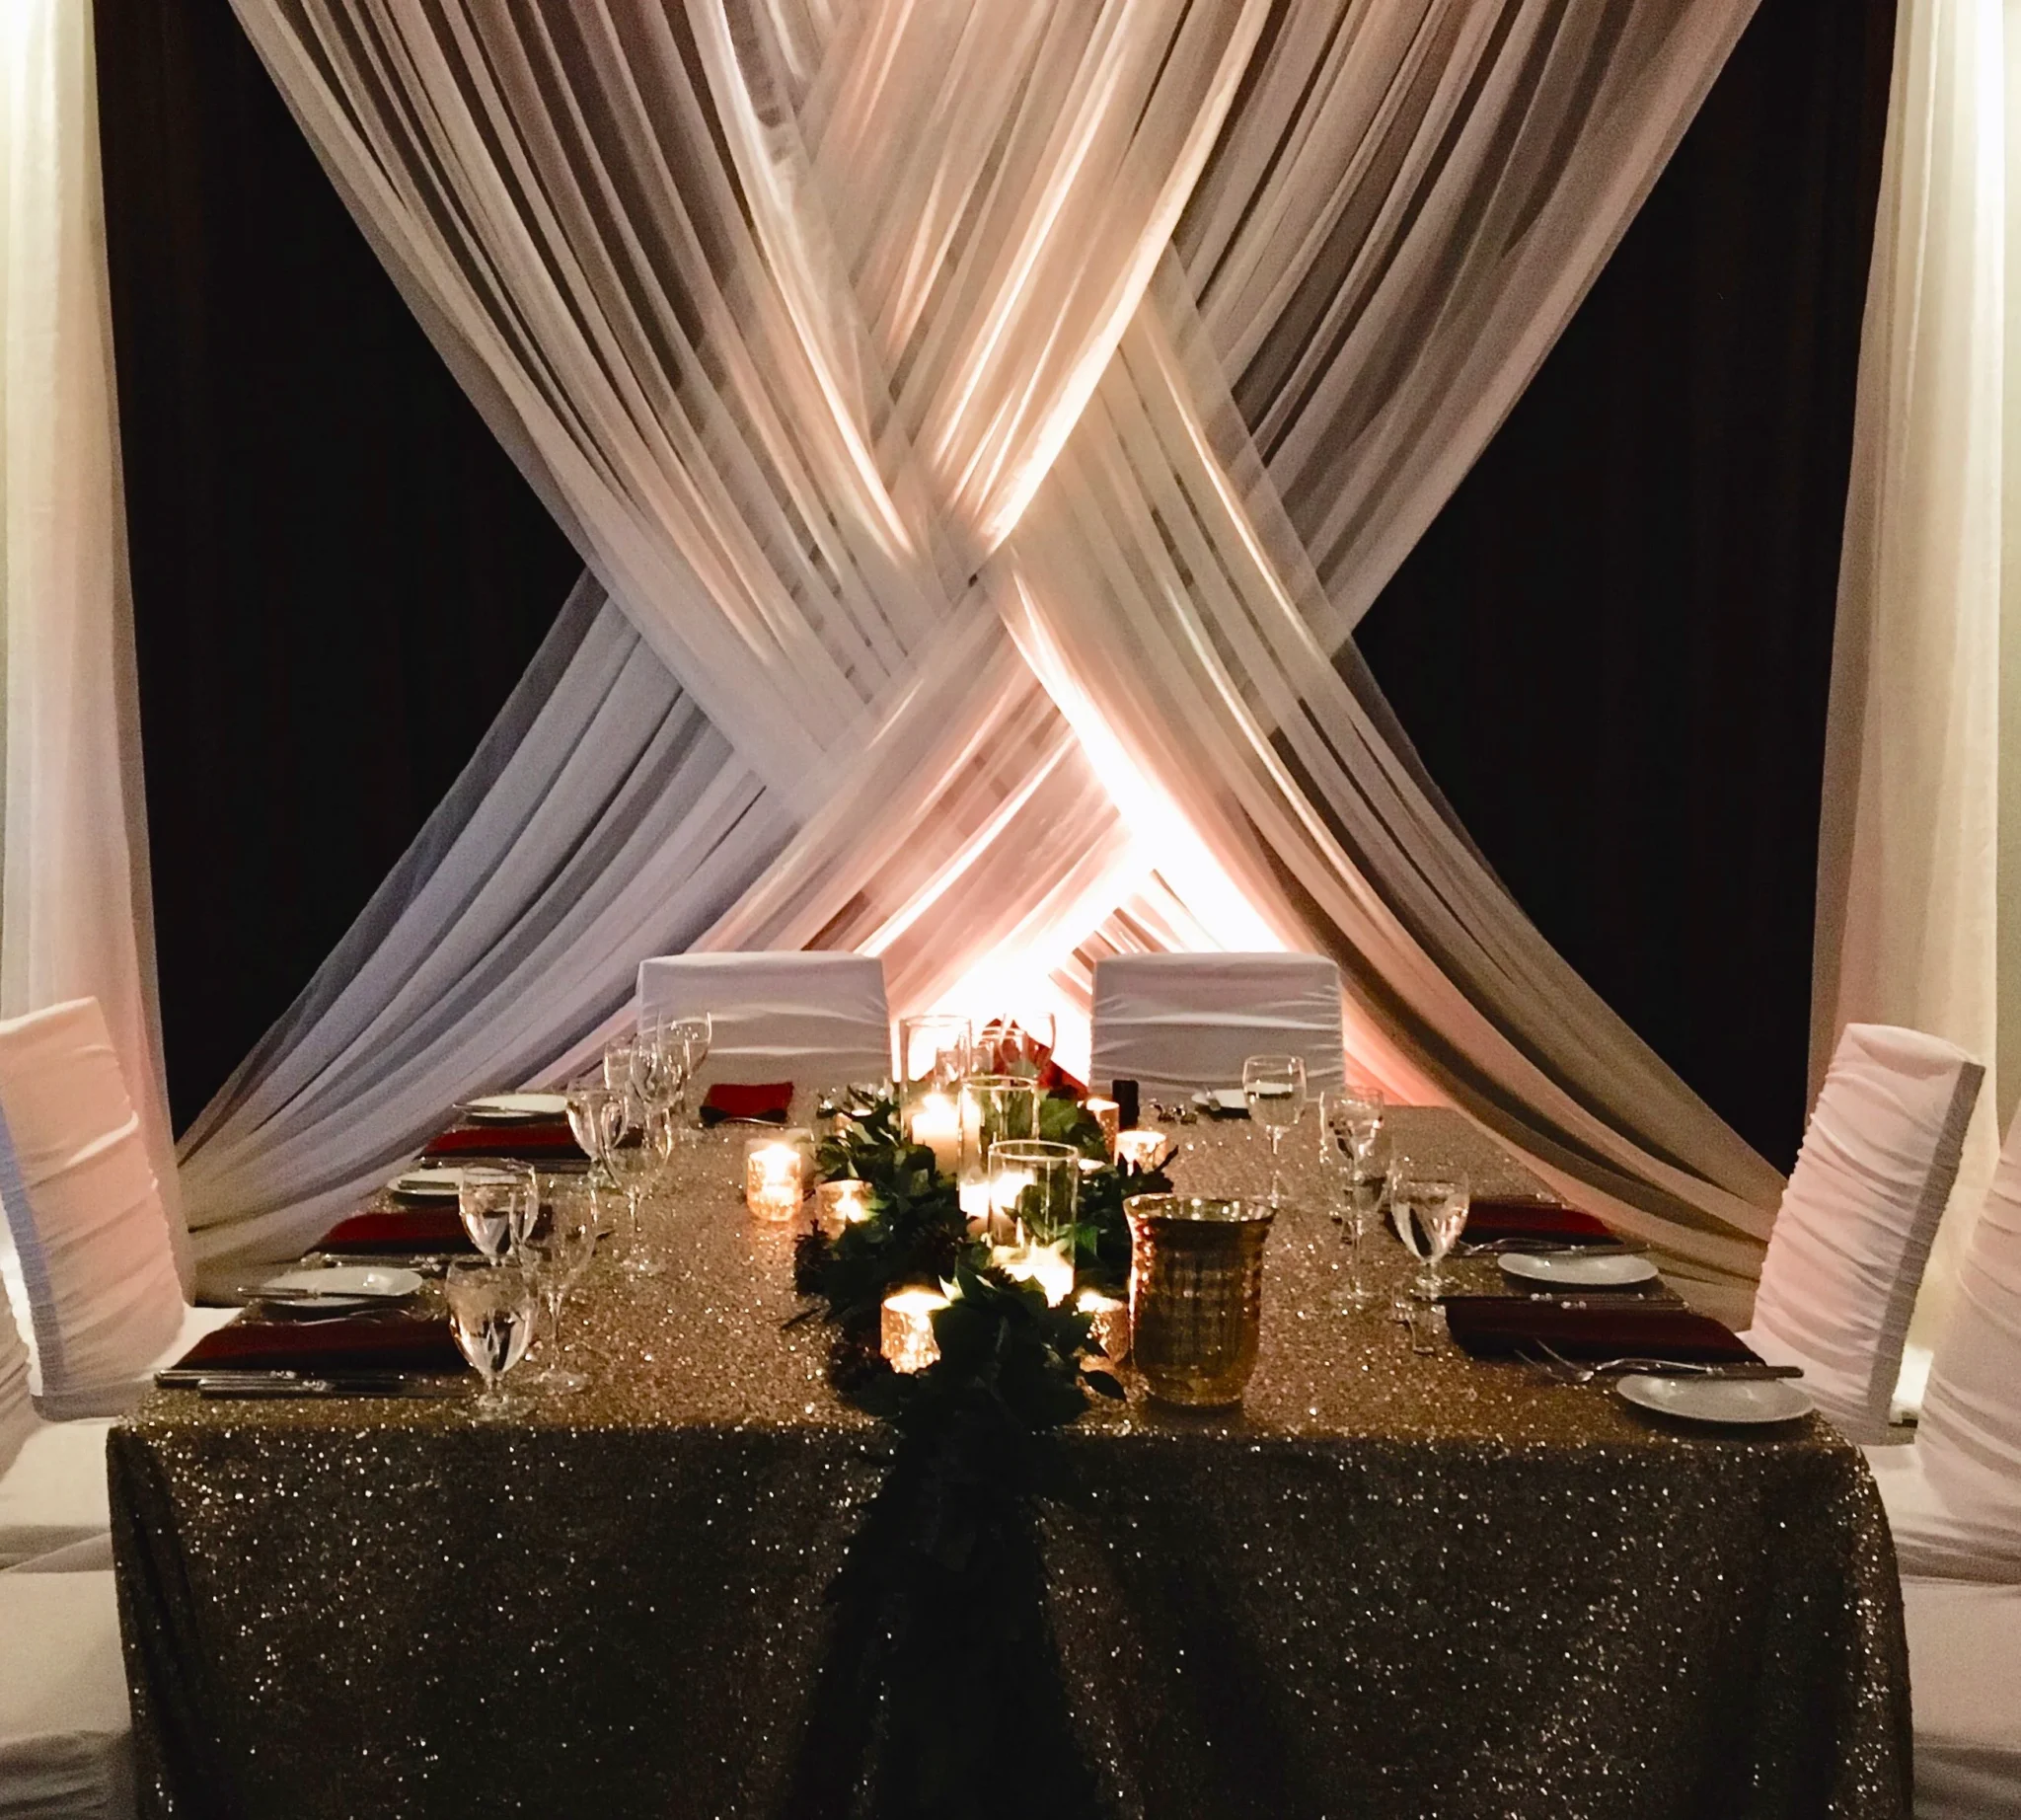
1528 1341 1804 1385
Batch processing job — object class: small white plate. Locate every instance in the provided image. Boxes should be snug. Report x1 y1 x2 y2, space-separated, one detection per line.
392 1169 466 1199
1499 1251 1660 1289
259 1264 424 1301
1191 1089 1250 1116
1615 1374 1814 1427
462 1093 568 1121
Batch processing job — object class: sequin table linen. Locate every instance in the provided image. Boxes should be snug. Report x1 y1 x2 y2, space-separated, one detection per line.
110 1110 1909 1818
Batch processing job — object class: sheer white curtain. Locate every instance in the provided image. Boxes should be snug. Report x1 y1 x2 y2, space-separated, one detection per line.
212 0 1773 1311
1813 0 2011 1355
0 0 186 1288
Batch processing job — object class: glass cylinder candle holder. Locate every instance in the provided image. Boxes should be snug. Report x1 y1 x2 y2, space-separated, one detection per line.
880 1287 948 1373
814 1176 873 1235
1083 1098 1120 1154
744 1135 805 1223
1076 1286 1130 1364
1125 1195 1275 1406
958 1074 1040 1210
897 1015 971 1113
986 1138 1080 1246
908 1090 963 1178
990 1238 1076 1306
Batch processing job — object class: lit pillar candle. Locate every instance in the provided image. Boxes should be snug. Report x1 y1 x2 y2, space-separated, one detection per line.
1083 1098 1120 1155
909 1092 962 1177
815 1177 872 1235
744 1139 803 1223
880 1288 949 1372
992 1239 1076 1307
1077 1287 1130 1364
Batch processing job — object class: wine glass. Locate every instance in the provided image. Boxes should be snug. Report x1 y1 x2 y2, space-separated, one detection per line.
457 1164 535 1261
565 1083 622 1171
636 1015 686 1115
977 1014 1055 1078
1323 1080 1385 1173
602 1038 639 1095
1242 1054 1307 1205
1320 1094 1385 1312
1388 1160 1469 1302
518 1175 599 1393
667 1014 711 1138
445 1259 539 1418
604 1088 666 1276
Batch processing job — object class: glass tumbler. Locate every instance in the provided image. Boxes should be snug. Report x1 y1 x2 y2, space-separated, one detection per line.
1125 1195 1276 1406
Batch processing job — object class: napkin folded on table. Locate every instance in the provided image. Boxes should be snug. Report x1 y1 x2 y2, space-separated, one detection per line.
699 1082 793 1125
422 1119 584 1161
1462 1197 1616 1245
171 1317 467 1375
316 1208 474 1254
1443 1298 1759 1363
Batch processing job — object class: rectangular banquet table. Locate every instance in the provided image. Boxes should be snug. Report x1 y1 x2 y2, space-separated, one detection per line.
109 1109 1909 1819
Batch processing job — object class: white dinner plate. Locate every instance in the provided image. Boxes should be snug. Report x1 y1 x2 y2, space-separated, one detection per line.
461 1093 569 1122
392 1169 466 1199
1498 1250 1660 1289
1614 1374 1814 1427
1191 1089 1250 1117
258 1264 424 1302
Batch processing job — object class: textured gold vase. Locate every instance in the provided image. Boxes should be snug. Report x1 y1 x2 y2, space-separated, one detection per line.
1125 1195 1275 1406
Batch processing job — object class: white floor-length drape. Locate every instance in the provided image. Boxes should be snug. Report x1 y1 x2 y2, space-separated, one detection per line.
1813 0 2011 1354
202 0 1777 1315
0 0 186 1289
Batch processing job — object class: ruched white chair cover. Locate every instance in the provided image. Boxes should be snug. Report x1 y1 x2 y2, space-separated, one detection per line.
636 953 891 1090
1744 1023 1983 1443
0 1000 231 1419
1088 953 1344 1100
0 1541 134 1819
0 1301 109 1571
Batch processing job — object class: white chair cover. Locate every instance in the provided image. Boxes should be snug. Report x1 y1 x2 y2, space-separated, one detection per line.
0 1555 134 1819
1900 1576 2021 1820
0 1420 113 1573
636 953 891 1090
1745 1023 1982 1443
0 1000 219 1419
1088 953 1344 1099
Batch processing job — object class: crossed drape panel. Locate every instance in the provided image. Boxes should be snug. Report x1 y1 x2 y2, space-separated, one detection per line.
204 0 1774 1311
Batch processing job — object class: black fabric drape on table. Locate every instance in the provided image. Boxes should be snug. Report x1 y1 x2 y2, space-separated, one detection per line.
94 0 581 1130
1354 0 1895 1173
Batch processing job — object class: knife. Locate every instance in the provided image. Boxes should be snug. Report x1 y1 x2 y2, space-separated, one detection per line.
196 1375 463 1399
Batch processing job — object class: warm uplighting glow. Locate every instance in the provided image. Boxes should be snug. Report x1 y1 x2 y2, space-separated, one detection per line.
745 1140 803 1223
1114 1128 1172 1173
815 1177 872 1234
880 1288 949 1373
910 1092 962 1176
1076 1287 1130 1363
992 1239 1076 1307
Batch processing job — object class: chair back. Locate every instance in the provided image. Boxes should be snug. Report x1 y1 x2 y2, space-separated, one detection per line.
0 1278 31 1481
0 999 184 1418
1918 1102 2021 1533
1751 1023 1982 1442
1089 953 1345 1100
636 952 890 1089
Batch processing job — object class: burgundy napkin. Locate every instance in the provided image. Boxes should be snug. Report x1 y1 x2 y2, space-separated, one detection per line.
699 1082 793 1126
171 1317 467 1375
1443 1298 1758 1363
316 1208 475 1255
422 1119 585 1161
1463 1197 1616 1245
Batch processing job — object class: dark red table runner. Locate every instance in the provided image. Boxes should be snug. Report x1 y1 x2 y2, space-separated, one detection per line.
1443 1298 1758 1363
172 1317 467 1375
1463 1197 1615 1244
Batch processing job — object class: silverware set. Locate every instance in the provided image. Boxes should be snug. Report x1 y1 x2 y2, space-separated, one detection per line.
1524 1342 1805 1385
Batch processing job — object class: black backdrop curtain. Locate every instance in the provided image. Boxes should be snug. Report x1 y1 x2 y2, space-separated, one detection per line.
94 0 581 1130
1356 0 1895 1173
98 0 1890 1170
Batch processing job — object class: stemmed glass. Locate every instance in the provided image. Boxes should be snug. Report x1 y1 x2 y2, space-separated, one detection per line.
1388 1159 1470 1303
517 1175 599 1393
976 1014 1055 1079
662 1014 711 1138
445 1259 539 1418
457 1164 536 1261
565 1083 622 1173
1321 1085 1386 1311
1242 1054 1308 1205
604 1085 666 1276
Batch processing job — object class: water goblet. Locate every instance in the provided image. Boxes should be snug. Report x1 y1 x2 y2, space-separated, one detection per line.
519 1176 598 1393
565 1083 622 1171
667 1014 711 1138
602 1039 639 1095
1242 1054 1308 1204
1323 1079 1385 1172
604 1089 666 1276
1388 1159 1470 1302
457 1164 535 1261
445 1259 539 1418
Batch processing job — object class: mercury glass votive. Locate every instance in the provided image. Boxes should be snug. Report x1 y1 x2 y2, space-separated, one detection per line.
814 1177 873 1235
1125 1195 1275 1406
880 1287 948 1373
1083 1097 1120 1154
1114 1127 1173 1174
744 1137 804 1223
1076 1287 1130 1364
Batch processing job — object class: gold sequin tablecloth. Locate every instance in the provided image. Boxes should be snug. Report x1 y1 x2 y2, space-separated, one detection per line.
109 1110 1909 1818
